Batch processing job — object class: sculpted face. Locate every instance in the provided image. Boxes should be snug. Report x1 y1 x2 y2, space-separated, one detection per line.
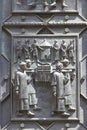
62 58 69 67
25 60 31 68
56 63 63 71
19 62 26 70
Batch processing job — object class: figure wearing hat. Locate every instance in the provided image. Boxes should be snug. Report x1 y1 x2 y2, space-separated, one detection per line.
31 39 44 61
25 59 41 110
22 40 31 60
51 62 70 116
62 58 76 112
53 40 60 62
15 62 34 116
67 40 75 64
60 40 68 60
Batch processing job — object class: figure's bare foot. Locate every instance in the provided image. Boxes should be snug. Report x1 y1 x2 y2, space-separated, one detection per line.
33 105 41 111
62 1 67 8
28 2 36 8
61 112 70 117
68 106 76 111
27 111 35 116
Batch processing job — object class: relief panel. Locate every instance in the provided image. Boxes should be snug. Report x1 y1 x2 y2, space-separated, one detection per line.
11 36 79 121
1 0 87 129
12 0 77 12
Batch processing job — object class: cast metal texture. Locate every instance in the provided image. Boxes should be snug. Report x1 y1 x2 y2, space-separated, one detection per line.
0 0 87 130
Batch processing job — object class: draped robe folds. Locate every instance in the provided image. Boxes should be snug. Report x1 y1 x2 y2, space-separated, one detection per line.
15 71 37 111
51 71 65 112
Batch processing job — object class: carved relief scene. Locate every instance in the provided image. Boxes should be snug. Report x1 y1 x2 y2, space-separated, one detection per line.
12 0 77 12
11 37 78 120
1 0 87 129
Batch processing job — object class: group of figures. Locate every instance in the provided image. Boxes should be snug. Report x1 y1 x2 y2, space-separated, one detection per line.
51 62 76 116
53 39 75 64
15 39 75 64
14 39 76 117
15 60 41 116
51 40 76 116
16 0 67 10
15 39 44 63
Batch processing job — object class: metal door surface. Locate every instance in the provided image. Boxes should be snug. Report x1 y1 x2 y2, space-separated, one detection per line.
0 0 87 130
